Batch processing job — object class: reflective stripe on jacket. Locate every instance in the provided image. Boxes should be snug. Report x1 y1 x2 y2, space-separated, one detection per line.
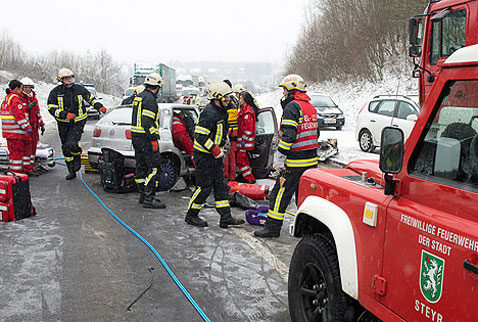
1 91 32 139
193 102 228 154
237 104 256 151
131 90 160 141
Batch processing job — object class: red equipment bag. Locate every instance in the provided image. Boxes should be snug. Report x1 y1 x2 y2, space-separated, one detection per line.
228 181 270 200
0 171 36 222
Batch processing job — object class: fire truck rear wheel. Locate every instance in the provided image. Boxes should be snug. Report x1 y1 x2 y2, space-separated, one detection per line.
288 233 348 322
359 129 375 153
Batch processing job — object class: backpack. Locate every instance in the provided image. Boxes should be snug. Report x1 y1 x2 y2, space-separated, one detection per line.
98 148 136 193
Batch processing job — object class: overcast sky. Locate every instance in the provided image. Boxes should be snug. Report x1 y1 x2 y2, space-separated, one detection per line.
1 0 310 65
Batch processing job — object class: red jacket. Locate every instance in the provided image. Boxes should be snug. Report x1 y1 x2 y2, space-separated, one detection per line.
22 92 44 141
172 113 193 156
237 104 256 151
1 90 32 140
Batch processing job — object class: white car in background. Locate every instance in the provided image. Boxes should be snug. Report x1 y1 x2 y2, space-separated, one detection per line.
355 95 419 152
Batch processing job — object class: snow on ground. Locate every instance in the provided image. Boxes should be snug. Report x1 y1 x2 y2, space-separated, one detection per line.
256 74 418 165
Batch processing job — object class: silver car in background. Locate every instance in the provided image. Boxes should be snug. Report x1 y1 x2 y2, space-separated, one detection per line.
88 104 198 190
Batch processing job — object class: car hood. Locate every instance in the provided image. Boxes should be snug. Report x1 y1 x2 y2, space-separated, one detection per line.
345 159 384 186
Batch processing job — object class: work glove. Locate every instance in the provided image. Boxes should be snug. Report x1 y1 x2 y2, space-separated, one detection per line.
151 140 159 152
27 128 33 133
274 153 287 172
99 106 106 113
66 113 75 120
28 101 37 108
211 145 224 159
40 125 45 136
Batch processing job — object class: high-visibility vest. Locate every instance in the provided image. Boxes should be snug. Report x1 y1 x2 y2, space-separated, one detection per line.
0 92 31 139
290 100 318 152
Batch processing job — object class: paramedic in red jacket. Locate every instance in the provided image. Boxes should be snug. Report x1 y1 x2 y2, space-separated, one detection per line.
236 91 258 183
21 77 45 176
0 80 34 175
172 112 193 157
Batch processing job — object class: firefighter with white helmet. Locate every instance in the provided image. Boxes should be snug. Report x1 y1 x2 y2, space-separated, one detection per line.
185 82 245 228
254 74 319 238
131 72 166 209
20 77 45 175
47 68 107 180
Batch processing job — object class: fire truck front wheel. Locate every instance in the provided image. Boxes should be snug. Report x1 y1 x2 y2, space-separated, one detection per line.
288 234 349 322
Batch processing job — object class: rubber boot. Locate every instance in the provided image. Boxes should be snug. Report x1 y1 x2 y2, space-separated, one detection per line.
185 213 208 227
143 186 166 209
137 185 146 204
219 211 245 228
65 163 76 180
73 155 82 172
254 217 282 237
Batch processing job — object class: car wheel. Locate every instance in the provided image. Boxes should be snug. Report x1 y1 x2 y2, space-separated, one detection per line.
156 159 178 191
359 129 375 153
335 126 343 131
289 234 348 322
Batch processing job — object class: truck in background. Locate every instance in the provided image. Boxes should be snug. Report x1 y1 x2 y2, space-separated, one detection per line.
129 63 177 103
409 0 478 106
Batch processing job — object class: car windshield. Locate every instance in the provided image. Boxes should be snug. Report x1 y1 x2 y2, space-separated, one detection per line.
310 95 341 113
124 88 135 97
99 108 132 125
182 89 199 96
85 87 97 97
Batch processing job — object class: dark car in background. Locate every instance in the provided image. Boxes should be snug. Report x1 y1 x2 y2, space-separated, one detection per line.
309 93 345 130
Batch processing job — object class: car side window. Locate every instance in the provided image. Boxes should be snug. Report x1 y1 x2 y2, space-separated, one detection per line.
256 110 275 135
410 80 478 191
368 101 380 112
375 101 396 117
396 102 418 119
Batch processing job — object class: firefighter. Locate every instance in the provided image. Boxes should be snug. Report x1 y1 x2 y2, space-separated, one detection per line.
47 68 106 180
131 72 166 209
223 80 239 181
121 85 144 105
21 77 45 176
1 80 34 175
185 82 245 228
172 112 193 157
255 74 319 238
236 91 259 183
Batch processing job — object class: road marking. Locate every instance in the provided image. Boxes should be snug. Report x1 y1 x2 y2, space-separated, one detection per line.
232 228 289 280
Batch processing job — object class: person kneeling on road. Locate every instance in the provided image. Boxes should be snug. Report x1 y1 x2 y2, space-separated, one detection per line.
185 82 245 228
131 72 166 209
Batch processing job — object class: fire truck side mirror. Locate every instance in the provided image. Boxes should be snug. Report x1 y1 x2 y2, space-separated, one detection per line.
408 17 422 57
379 127 404 175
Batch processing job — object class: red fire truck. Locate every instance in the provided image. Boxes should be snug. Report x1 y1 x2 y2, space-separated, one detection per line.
409 0 478 106
288 45 478 321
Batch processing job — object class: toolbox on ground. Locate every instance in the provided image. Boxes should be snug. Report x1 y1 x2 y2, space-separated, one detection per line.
0 171 36 222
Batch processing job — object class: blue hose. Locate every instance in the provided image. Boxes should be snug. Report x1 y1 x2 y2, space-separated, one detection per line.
57 157 211 321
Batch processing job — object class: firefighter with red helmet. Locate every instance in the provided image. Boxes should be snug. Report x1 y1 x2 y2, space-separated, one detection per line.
21 77 45 176
236 91 258 183
255 74 319 238
1 80 34 175
48 68 107 180
185 82 245 228
172 112 193 157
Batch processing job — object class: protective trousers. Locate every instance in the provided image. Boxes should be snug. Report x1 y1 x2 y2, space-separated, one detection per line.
223 141 237 181
6 138 33 173
266 165 316 228
132 136 161 189
187 152 231 217
236 149 255 182
58 120 86 171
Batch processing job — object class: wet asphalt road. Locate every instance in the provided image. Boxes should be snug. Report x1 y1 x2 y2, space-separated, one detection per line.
0 119 306 322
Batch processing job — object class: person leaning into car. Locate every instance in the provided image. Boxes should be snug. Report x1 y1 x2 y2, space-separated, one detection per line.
47 68 106 180
131 72 166 209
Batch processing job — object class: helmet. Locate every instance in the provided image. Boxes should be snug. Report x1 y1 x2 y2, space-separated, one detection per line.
233 84 246 93
279 74 306 92
134 85 145 95
20 77 35 88
144 72 163 87
207 82 232 101
57 68 74 80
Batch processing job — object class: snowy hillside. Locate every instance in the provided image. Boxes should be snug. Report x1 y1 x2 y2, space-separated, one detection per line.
256 74 418 165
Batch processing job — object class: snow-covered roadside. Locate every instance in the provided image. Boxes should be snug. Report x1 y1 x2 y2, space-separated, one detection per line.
256 74 418 165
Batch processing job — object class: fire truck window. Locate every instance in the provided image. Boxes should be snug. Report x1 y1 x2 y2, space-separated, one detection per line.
429 21 440 65
441 10 466 59
410 80 478 190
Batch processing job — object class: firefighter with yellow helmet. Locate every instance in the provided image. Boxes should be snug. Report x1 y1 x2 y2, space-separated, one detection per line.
185 82 245 228
47 68 106 180
131 72 166 209
254 74 319 238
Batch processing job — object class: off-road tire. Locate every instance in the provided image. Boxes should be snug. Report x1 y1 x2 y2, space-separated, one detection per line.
288 234 348 322
359 129 375 153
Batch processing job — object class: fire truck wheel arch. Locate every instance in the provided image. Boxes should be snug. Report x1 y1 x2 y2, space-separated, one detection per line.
294 195 359 299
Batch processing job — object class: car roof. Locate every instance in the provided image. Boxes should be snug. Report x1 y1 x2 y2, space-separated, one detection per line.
370 94 419 107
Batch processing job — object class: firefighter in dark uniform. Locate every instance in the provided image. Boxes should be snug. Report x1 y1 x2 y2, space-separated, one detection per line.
47 68 106 180
255 74 319 237
185 82 245 228
131 72 166 209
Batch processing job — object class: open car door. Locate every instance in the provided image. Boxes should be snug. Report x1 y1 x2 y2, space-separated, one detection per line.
250 107 278 178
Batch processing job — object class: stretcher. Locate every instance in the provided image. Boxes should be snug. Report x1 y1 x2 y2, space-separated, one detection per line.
228 181 270 200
